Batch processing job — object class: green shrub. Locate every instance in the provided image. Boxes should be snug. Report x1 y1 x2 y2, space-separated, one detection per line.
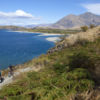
65 68 94 92
69 51 95 69
66 68 91 80
81 26 88 32
53 62 68 74
90 24 95 29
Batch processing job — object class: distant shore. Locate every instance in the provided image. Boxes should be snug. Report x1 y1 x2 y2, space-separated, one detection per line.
9 30 62 43
46 37 61 43
39 33 61 43
9 30 62 34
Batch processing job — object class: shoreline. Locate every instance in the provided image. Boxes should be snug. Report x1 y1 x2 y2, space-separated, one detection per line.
9 30 63 34
38 33 62 43
46 37 61 43
0 30 62 70
9 30 62 43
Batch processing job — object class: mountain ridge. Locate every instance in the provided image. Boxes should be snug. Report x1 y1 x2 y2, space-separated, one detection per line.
45 12 100 29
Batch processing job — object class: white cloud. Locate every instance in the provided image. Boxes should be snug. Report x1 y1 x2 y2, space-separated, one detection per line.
0 10 41 25
0 10 36 19
82 3 100 15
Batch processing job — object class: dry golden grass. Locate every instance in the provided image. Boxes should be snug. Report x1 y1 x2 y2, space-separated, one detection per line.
59 26 100 46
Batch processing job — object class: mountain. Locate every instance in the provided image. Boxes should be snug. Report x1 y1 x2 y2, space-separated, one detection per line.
24 24 38 28
49 12 100 29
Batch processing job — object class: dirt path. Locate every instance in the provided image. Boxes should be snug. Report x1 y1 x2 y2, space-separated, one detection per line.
0 67 40 89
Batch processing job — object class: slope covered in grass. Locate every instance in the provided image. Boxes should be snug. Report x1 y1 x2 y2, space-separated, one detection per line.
0 27 100 100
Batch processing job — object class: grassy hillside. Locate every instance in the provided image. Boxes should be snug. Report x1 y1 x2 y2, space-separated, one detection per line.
0 26 26 30
0 26 100 100
28 28 81 34
0 25 81 34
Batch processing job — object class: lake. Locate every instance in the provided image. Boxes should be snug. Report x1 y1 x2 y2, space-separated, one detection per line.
0 29 59 69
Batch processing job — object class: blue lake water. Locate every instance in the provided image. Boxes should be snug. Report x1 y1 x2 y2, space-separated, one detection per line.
0 29 59 69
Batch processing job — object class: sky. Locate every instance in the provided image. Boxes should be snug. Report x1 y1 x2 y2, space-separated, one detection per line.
0 0 100 26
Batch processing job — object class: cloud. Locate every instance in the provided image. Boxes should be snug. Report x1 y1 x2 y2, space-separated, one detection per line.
82 3 100 15
0 10 41 25
0 10 36 19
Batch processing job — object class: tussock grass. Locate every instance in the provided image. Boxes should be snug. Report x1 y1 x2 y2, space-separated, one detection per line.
58 26 100 47
0 27 100 99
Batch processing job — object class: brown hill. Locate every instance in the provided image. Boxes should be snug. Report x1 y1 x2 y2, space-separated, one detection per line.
49 12 100 29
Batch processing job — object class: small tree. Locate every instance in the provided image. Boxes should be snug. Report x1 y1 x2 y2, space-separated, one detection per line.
81 26 88 32
90 24 95 29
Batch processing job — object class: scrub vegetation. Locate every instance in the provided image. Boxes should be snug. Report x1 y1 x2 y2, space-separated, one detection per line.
0 26 100 100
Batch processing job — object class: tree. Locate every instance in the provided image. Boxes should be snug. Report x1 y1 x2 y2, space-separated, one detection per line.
81 26 88 32
90 24 95 29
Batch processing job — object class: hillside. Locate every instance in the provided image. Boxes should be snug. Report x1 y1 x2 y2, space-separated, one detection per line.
0 25 81 34
0 26 26 30
0 26 100 100
48 12 100 29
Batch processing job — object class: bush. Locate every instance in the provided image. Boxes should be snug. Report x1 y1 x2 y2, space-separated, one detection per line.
66 68 91 80
53 62 67 74
90 24 95 29
81 26 88 32
69 51 95 70
65 68 94 92
75 38 89 46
